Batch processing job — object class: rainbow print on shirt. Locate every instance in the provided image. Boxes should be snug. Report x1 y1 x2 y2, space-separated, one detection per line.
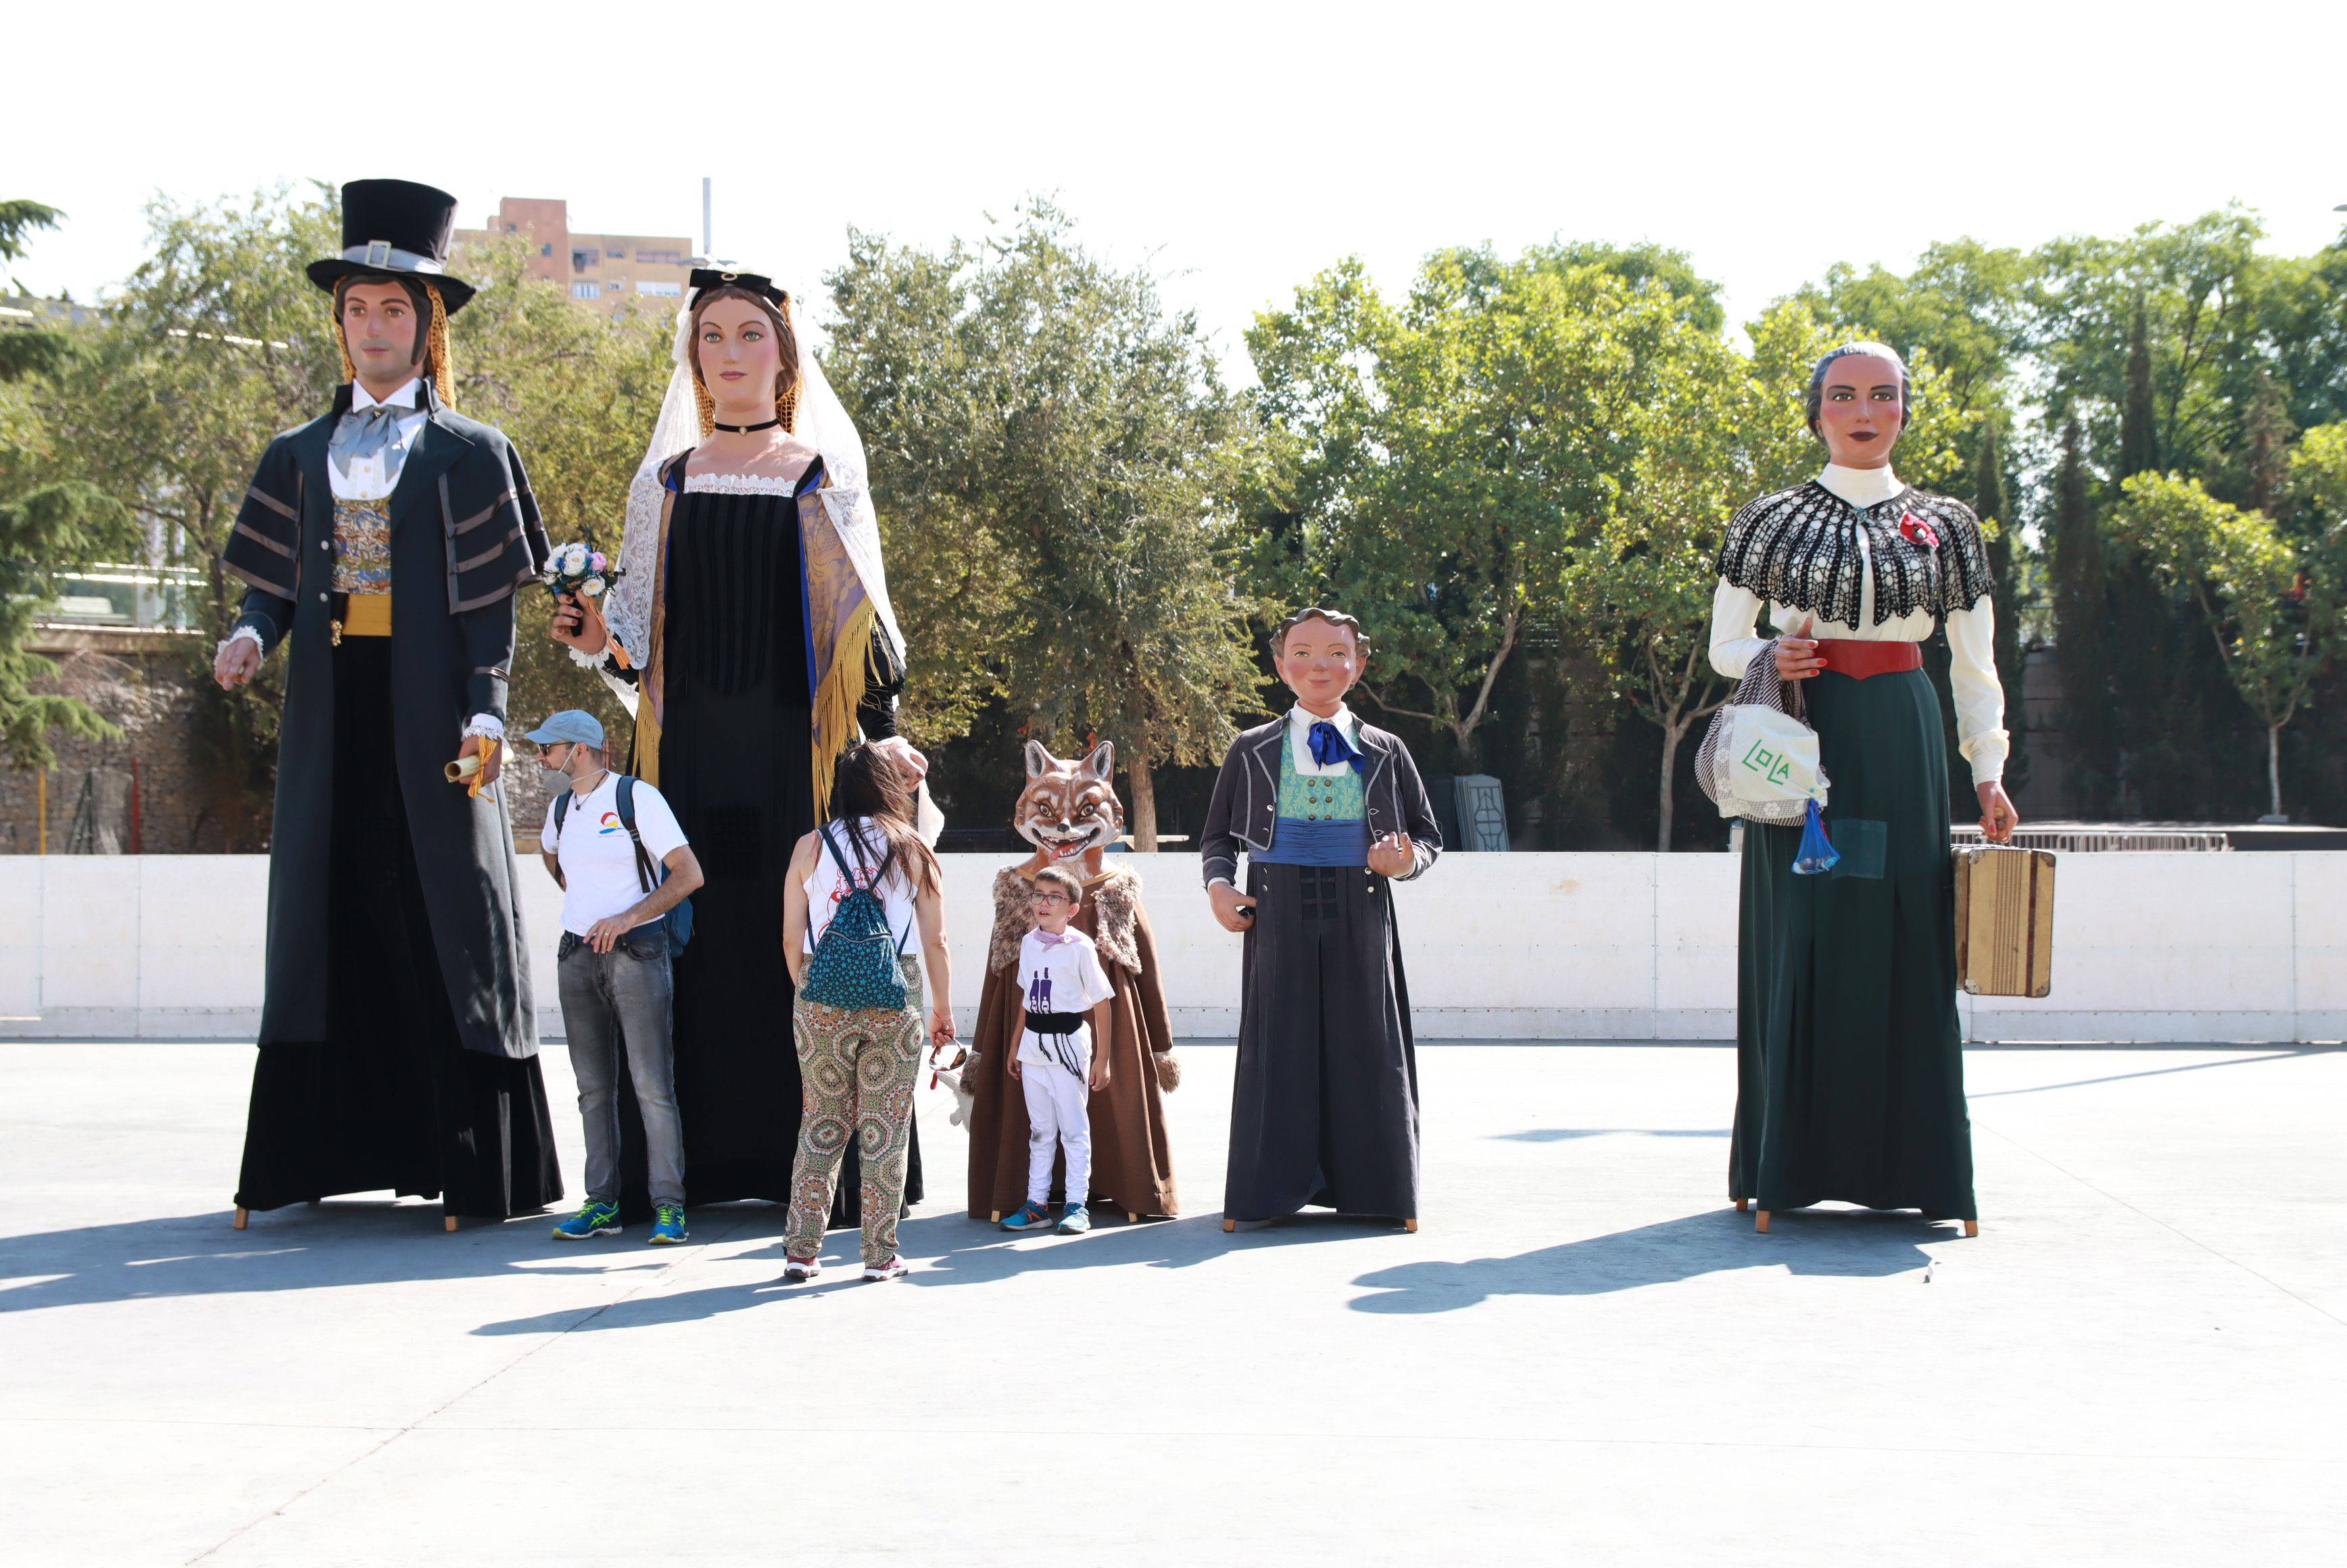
597 810 623 835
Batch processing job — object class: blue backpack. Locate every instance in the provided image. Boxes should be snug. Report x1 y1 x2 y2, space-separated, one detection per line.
553 776 694 957
800 821 909 1010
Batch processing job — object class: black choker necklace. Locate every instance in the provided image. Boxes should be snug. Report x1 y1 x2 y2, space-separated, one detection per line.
712 416 782 434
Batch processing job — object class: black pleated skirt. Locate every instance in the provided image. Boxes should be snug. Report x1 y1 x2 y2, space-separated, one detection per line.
1730 667 1977 1220
235 637 562 1218
620 483 920 1220
1225 860 1420 1221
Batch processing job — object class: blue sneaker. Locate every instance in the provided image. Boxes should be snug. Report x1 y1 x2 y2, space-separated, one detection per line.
1057 1203 1092 1235
648 1204 687 1245
552 1200 621 1240
1000 1201 1052 1231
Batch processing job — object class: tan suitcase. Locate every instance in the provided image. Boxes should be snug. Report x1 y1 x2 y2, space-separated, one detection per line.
1954 845 2054 997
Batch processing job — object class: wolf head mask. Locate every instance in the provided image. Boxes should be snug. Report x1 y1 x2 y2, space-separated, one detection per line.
1014 741 1123 864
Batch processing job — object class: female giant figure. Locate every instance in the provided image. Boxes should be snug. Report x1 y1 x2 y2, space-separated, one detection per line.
556 269 927 1215
1712 343 2018 1235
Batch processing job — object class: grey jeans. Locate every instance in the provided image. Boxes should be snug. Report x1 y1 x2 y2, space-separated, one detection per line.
557 932 685 1210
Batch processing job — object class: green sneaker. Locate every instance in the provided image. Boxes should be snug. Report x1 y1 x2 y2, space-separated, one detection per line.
648 1204 688 1245
1057 1202 1092 1235
552 1200 621 1240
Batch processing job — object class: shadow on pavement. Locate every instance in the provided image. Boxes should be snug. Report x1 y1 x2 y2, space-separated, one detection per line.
0 1201 646 1315
1495 1128 1730 1142
466 1207 1406 1335
1348 1207 1941 1313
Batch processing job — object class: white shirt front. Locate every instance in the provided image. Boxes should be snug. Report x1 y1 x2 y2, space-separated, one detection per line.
1288 702 1362 777
1708 463 2010 785
802 817 921 955
1015 926 1117 1075
329 377 429 501
541 773 689 936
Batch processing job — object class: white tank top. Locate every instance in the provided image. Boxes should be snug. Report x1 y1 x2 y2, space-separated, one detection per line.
802 816 919 954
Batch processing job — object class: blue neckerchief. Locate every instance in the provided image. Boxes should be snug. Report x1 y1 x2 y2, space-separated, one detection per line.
328 401 414 487
1307 718 1366 774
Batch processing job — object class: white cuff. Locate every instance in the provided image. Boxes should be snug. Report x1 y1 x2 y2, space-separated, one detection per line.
1207 877 1234 891
224 626 264 655
464 714 506 742
564 642 608 670
1960 731 2010 787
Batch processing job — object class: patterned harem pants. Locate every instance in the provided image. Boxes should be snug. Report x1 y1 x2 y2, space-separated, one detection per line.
786 956 926 1267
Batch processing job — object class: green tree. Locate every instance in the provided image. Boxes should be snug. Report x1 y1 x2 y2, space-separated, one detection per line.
0 199 138 768
1248 243 1707 774
2106 468 2344 819
828 205 1261 846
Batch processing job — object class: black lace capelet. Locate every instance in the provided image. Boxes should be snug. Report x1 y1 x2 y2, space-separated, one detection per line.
1714 481 1994 629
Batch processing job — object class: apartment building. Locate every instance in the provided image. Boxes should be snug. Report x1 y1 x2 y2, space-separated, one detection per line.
454 197 698 317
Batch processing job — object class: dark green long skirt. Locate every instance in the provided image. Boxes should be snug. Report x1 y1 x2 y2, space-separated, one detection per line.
1729 666 1977 1221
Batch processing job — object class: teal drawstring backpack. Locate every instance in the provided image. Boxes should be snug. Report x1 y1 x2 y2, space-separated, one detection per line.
800 821 909 1010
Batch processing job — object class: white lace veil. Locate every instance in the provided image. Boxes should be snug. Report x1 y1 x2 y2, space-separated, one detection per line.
604 288 906 710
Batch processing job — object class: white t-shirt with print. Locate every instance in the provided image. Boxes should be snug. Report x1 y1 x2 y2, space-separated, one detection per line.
1015 927 1117 1075
802 817 921 955
541 773 689 937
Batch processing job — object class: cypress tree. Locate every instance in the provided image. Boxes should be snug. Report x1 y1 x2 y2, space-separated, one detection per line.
2050 416 2116 813
2120 296 2158 477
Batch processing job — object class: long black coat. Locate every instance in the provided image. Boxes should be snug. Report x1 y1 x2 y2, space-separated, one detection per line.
221 385 550 1058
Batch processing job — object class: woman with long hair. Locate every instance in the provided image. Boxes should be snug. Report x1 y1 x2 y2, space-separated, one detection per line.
1712 341 2018 1236
779 742 954 1281
552 268 929 1219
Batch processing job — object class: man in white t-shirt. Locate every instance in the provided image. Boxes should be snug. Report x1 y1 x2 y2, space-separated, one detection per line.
530 710 704 1246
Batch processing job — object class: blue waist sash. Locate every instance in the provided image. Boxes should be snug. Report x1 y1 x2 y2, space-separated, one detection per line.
1253 816 1372 868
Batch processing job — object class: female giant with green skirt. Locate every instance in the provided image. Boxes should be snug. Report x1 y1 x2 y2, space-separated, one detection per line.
1710 342 2020 1235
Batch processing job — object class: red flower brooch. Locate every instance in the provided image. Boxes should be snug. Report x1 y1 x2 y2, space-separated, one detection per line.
1898 512 1940 550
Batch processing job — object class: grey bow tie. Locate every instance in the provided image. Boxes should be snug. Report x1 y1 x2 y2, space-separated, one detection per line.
329 402 415 485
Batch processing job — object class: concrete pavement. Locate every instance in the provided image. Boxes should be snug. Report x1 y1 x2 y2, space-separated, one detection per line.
3 1039 2342 1565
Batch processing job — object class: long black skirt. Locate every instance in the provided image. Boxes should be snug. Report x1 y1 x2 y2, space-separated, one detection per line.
1730 666 1977 1220
235 637 562 1218
1225 861 1420 1221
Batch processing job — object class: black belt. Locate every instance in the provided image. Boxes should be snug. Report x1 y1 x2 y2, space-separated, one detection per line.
1024 1010 1084 1036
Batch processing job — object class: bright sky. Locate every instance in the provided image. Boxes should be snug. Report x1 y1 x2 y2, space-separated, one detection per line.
11 1 2345 371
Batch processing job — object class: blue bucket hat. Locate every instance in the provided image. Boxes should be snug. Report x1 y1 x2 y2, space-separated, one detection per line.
524 709 605 749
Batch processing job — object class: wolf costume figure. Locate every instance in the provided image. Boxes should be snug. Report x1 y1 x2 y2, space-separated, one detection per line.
964 741 1182 1221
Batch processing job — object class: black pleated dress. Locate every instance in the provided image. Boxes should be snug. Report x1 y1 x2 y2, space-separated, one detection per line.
626 468 920 1218
235 636 563 1218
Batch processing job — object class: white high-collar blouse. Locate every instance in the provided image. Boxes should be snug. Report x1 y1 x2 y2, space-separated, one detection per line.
1708 463 2009 786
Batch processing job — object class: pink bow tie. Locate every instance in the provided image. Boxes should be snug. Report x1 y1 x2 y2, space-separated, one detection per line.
1033 928 1078 948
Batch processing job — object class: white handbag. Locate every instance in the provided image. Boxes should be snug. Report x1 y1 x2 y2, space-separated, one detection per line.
1697 641 1831 825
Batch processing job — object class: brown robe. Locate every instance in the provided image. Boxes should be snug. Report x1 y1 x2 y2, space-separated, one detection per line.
966 863 1180 1219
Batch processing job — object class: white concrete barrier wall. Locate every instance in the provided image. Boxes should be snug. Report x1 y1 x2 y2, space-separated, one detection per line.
0 852 2339 1044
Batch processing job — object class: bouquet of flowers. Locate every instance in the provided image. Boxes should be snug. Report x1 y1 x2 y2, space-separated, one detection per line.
543 540 620 602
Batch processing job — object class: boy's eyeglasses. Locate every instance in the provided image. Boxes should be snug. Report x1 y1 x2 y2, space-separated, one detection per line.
1034 892 1073 906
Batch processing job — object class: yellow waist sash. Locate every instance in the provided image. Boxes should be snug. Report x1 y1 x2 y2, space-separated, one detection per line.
337 593 391 638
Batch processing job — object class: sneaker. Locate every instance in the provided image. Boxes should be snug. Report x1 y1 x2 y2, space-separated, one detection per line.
999 1201 1052 1232
863 1256 908 1282
551 1200 621 1240
1057 1203 1092 1235
647 1204 688 1245
782 1257 821 1282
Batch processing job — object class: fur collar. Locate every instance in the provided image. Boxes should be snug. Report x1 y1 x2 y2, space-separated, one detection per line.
989 862 1144 974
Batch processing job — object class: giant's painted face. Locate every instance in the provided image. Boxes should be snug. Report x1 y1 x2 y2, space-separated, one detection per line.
1013 741 1123 862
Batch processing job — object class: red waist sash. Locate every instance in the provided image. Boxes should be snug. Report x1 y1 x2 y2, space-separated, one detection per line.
1813 639 1922 680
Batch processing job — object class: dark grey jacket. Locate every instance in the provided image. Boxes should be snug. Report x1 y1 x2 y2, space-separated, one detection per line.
1198 716 1443 888
220 385 549 1058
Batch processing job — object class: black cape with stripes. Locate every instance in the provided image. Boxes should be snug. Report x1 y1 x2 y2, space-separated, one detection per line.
220 383 550 1058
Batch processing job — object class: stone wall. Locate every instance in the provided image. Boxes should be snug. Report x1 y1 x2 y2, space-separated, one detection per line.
0 637 224 854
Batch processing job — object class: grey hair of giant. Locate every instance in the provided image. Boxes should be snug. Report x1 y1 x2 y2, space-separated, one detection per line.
1805 341 1912 435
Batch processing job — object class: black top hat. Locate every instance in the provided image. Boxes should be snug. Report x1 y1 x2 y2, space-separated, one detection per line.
687 267 788 309
307 179 477 315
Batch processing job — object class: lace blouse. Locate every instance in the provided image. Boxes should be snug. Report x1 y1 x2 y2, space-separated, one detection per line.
1709 464 2009 785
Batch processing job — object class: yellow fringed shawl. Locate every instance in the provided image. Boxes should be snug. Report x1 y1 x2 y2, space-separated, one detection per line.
631 459 884 813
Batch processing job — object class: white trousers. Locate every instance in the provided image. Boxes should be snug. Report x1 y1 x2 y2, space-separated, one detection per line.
1020 1028 1092 1207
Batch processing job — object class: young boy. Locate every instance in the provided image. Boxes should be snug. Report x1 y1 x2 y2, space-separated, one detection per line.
1000 865 1117 1235
1199 607 1443 1231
